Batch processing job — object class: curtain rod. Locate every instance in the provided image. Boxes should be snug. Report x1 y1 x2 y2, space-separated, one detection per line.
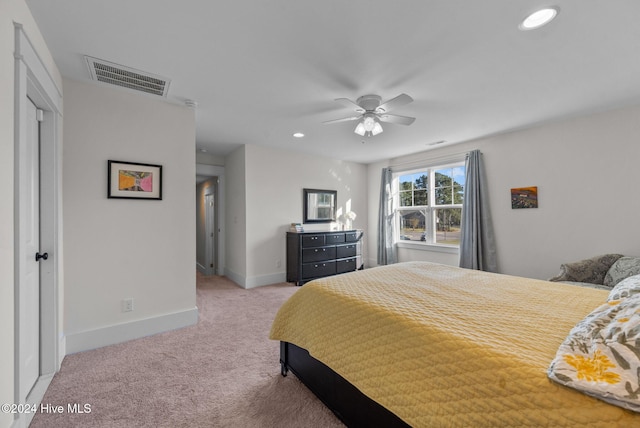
388 149 472 171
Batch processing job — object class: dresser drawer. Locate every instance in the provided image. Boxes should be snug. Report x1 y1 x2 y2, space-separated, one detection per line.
302 246 336 263
302 234 325 247
336 257 357 274
302 261 336 279
325 233 345 244
345 231 361 242
336 244 357 258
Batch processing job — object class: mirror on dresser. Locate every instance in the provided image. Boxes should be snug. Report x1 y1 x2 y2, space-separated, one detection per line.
303 188 337 223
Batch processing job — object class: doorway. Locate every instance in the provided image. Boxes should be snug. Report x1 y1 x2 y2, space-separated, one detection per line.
196 164 225 276
14 23 62 426
196 176 218 276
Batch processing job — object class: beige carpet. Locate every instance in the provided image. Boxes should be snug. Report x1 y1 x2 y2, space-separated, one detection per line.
30 274 344 427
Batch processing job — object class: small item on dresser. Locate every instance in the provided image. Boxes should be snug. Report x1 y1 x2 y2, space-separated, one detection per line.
290 223 304 232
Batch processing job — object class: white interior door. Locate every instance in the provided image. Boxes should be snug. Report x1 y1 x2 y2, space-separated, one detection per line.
20 97 41 396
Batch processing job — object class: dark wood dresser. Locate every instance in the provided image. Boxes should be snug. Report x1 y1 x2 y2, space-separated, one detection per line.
286 230 363 286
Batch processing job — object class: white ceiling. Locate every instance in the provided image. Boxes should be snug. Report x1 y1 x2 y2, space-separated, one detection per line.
26 0 640 164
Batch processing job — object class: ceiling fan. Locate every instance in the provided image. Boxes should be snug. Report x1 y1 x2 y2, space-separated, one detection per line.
323 93 415 137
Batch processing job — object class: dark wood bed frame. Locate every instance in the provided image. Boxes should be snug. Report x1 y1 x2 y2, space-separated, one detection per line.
279 341 410 427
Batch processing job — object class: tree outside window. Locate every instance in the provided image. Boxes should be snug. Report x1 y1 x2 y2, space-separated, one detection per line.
395 163 465 246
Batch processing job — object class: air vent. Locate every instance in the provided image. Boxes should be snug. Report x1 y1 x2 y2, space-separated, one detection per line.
85 56 170 97
427 140 447 146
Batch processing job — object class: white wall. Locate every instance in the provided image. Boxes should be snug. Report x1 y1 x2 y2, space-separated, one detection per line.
224 146 248 284
226 144 368 288
1 1 62 427
196 152 225 166
62 78 197 353
368 104 640 280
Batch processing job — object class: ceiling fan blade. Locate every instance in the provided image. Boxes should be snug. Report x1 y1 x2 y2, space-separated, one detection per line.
376 93 413 113
378 114 416 126
334 98 366 113
322 116 362 124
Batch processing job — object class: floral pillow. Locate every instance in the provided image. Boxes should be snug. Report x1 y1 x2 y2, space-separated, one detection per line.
608 274 640 302
547 294 640 412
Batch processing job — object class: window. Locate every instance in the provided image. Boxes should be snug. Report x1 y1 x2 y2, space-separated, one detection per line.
394 163 465 246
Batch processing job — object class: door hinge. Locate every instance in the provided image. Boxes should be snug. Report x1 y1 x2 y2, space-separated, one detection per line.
36 108 44 122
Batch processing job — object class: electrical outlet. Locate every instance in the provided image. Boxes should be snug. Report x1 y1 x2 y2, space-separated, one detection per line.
123 298 134 312
276 259 282 268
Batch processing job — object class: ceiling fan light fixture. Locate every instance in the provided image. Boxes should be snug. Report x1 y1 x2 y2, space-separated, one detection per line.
363 115 376 132
329 93 412 137
354 115 384 137
372 121 383 136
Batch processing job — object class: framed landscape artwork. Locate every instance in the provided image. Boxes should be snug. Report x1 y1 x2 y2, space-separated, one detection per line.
511 186 538 209
108 160 162 200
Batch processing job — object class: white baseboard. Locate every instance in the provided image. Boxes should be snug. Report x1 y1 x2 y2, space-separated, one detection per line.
245 272 287 288
65 307 199 354
224 269 286 289
224 268 245 288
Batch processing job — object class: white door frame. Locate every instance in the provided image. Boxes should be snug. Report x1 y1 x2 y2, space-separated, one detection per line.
14 23 63 427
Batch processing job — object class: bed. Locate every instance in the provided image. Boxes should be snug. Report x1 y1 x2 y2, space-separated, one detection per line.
269 261 640 427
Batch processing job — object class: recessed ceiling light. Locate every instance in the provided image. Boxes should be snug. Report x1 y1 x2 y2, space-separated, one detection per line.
519 7 559 30
293 132 305 138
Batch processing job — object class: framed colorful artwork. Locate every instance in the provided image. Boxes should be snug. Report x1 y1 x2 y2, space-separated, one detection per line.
511 186 538 209
108 160 162 200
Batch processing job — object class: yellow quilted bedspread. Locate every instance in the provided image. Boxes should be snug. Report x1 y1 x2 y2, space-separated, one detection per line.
269 262 640 427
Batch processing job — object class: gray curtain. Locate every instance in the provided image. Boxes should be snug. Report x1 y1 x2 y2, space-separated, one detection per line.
459 150 497 272
377 167 397 265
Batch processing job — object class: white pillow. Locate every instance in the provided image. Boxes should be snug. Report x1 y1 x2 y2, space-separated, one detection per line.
608 273 640 301
548 294 640 412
